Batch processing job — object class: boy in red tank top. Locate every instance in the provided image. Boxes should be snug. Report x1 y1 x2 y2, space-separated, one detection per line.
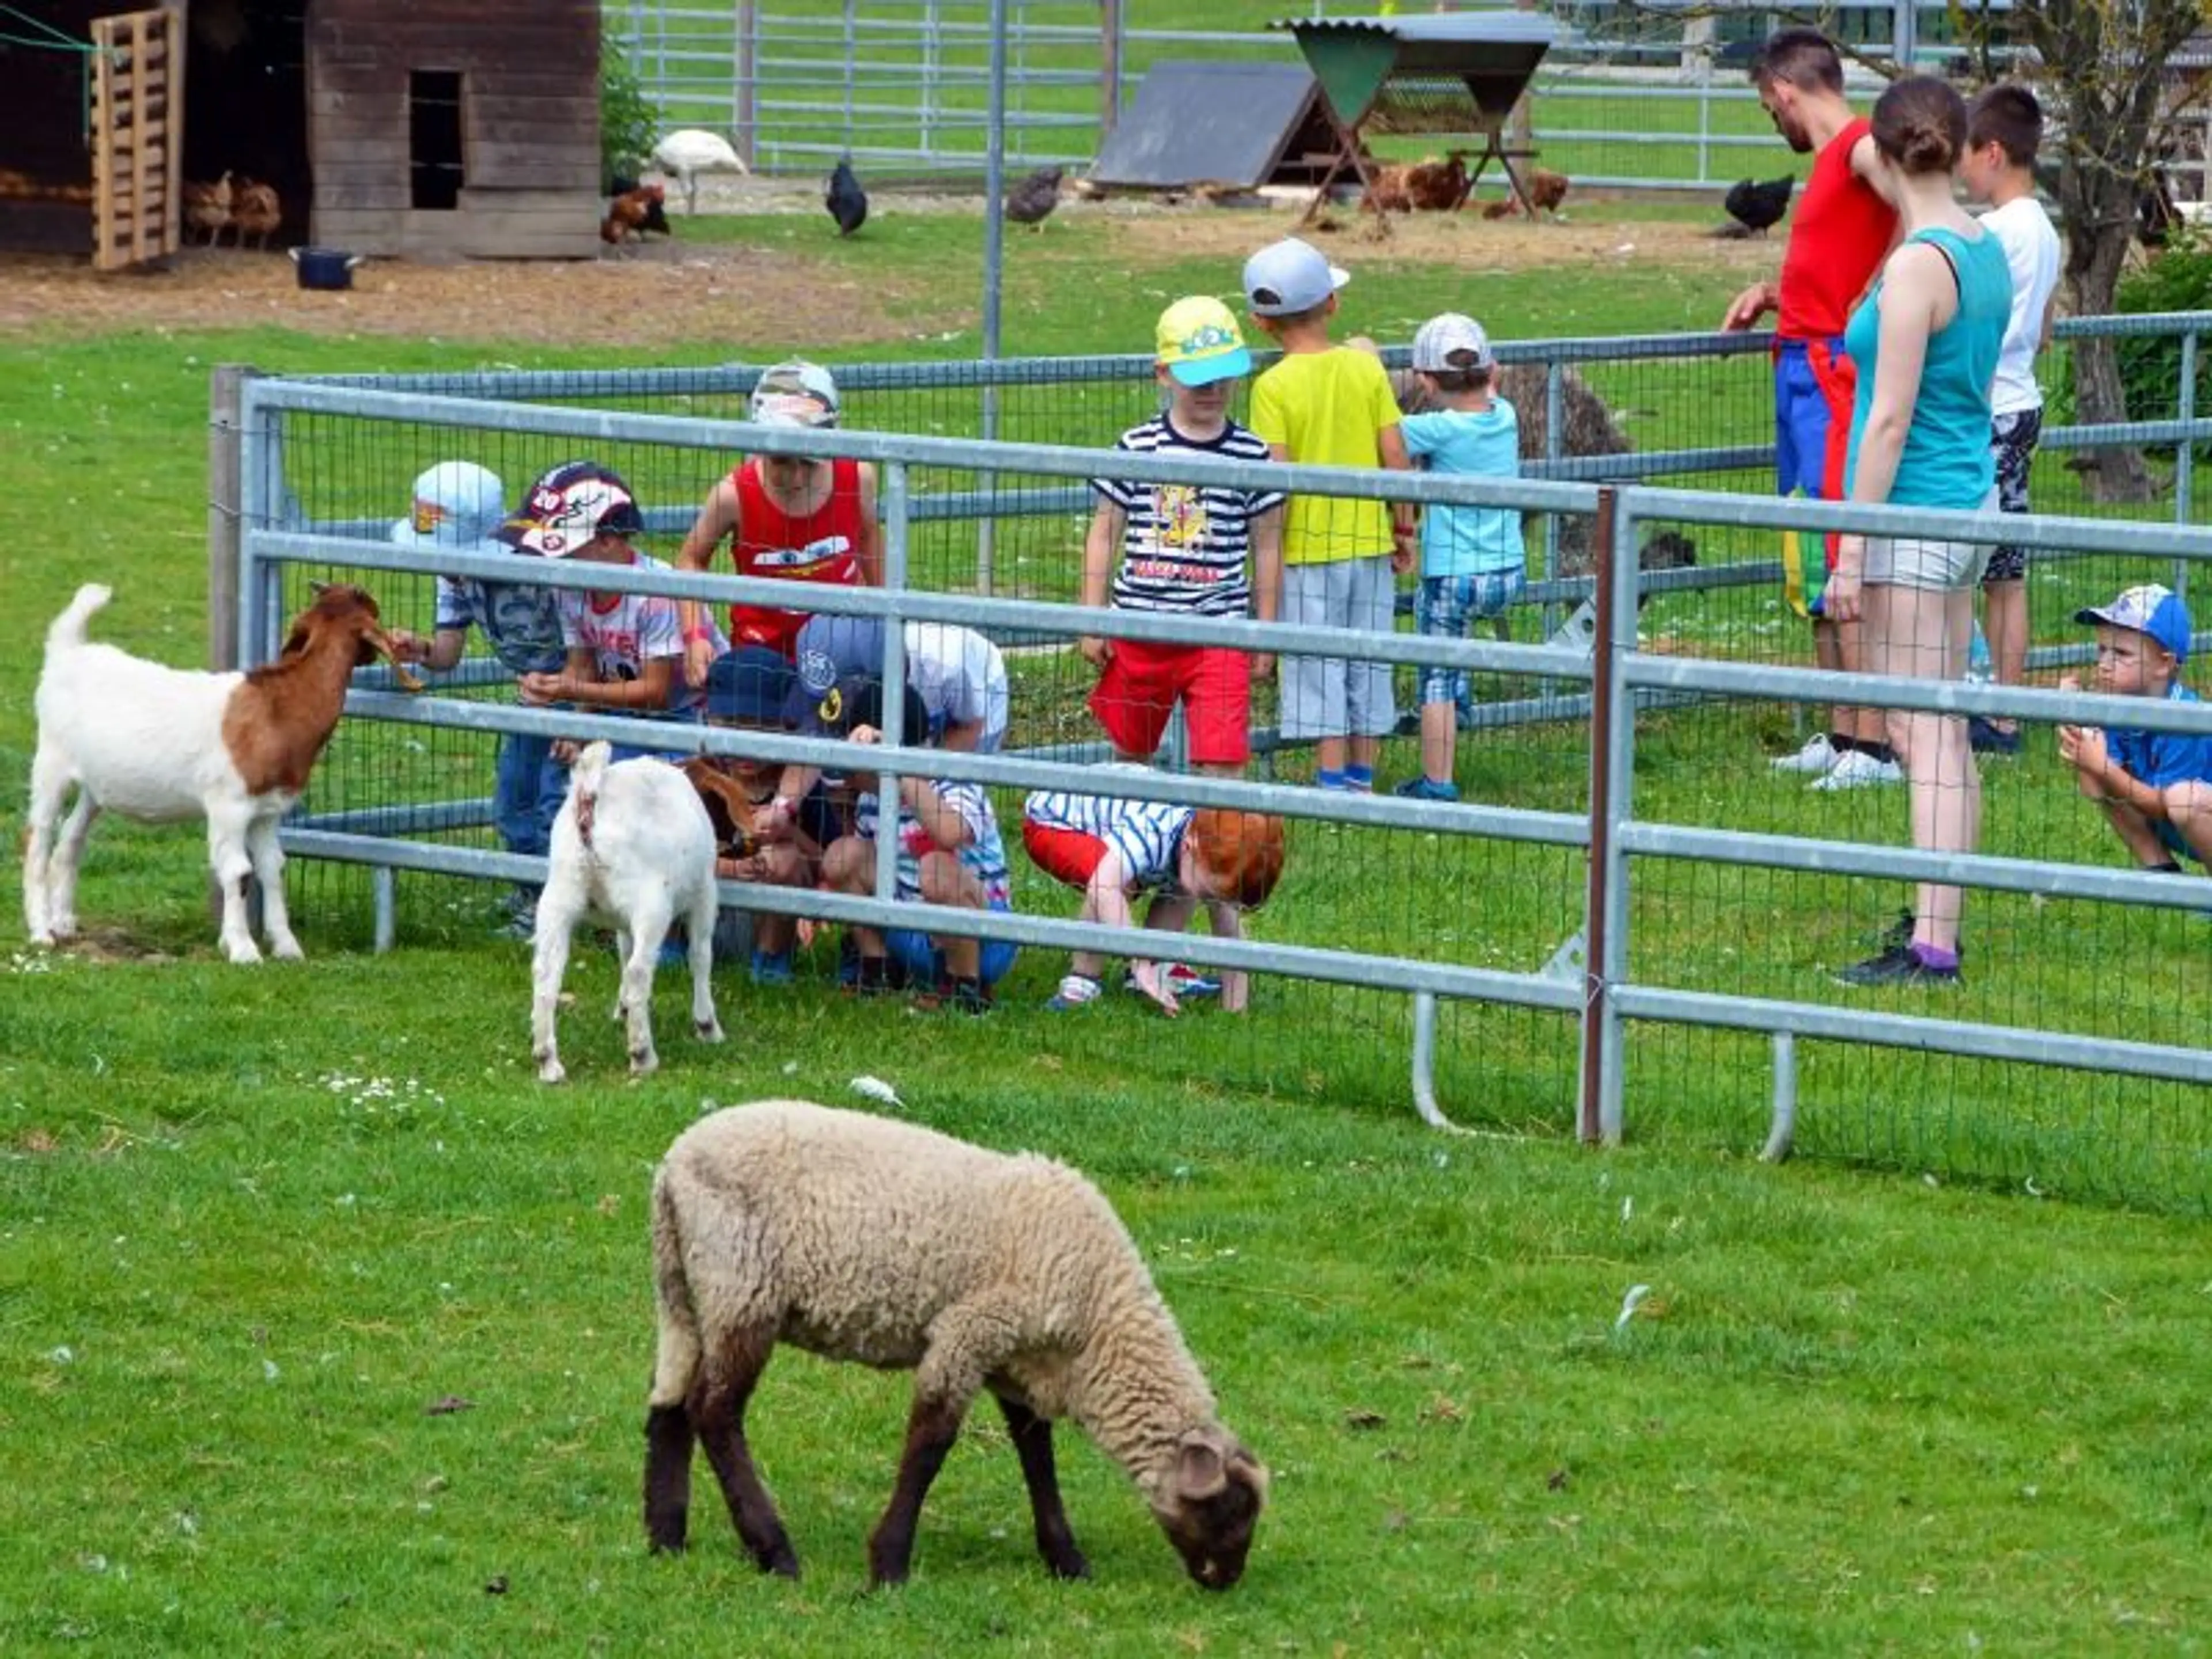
1722 29 1902 792
675 359 884 684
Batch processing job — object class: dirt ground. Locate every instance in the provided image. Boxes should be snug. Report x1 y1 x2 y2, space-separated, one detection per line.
0 184 1767 349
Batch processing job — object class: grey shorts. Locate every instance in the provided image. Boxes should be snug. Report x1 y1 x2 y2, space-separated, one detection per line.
1280 555 1397 741
1863 535 1988 592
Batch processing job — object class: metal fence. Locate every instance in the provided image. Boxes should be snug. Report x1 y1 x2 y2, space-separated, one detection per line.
217 313 2212 1211
604 1 2212 196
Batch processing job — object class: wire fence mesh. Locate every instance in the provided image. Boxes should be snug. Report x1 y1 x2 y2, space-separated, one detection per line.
230 313 2212 1210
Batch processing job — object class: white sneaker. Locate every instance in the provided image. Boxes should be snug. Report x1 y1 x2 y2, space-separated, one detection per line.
1771 733 1839 774
1810 749 1904 791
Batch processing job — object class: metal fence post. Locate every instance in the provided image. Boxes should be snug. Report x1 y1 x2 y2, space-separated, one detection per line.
874 461 913 905
2177 331 2198 605
977 0 1010 594
1101 0 1124 138
734 0 758 167
208 363 250 672
1579 486 1626 1146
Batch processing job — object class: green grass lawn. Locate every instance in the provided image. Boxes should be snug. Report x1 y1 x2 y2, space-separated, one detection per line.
3 200 2211 1654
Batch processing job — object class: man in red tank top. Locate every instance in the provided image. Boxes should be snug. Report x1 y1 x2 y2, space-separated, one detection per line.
676 359 884 684
1722 29 1903 791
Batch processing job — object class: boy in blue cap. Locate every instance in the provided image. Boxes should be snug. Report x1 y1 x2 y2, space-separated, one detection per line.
2058 584 2212 873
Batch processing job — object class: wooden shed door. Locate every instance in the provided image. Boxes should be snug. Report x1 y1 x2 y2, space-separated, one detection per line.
89 8 183 270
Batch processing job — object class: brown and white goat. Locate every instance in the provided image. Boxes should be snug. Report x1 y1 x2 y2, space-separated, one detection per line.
22 582 418 964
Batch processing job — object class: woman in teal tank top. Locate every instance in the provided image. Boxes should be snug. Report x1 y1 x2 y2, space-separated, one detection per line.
1825 75 2012 988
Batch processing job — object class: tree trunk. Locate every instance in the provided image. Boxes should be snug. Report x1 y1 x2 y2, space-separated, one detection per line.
2063 168 2157 502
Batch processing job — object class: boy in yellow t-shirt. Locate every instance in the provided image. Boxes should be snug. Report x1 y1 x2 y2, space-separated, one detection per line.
1244 237 1415 791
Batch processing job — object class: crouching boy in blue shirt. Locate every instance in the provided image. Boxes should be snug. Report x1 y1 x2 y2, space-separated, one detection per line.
2058 584 2212 872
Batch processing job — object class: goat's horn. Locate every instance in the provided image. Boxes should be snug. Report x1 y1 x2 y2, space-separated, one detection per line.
308 579 332 595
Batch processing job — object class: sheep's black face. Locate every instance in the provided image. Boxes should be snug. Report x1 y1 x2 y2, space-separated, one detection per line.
1158 1469 1262 1590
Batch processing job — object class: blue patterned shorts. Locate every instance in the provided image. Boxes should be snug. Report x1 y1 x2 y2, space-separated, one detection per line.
1414 570 1525 704
1983 407 2042 585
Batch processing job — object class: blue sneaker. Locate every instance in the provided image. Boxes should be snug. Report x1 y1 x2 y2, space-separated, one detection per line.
749 949 794 986
1123 963 1221 1000
1047 974 1103 1011
1393 776 1460 803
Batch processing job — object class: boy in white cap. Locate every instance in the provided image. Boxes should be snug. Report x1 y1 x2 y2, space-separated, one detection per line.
1082 294 1285 775
1393 313 1524 803
385 460 566 931
2058 584 2212 874
1242 237 1414 792
674 358 882 683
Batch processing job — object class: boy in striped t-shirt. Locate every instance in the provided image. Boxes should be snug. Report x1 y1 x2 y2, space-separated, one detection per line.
1022 776 1285 1015
1082 296 1285 774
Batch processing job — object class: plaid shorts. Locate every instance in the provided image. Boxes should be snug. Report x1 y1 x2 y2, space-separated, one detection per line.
1413 570 1524 704
1983 407 2043 585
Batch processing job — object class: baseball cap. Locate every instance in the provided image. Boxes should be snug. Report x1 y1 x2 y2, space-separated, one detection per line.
391 460 509 554
494 461 646 558
1155 296 1252 387
705 646 797 726
1241 237 1349 318
1410 312 1495 373
2075 583 2194 662
827 680 931 745
789 613 887 732
749 359 841 429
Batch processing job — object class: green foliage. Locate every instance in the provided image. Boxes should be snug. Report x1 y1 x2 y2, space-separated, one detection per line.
2114 223 2212 448
600 39 657 191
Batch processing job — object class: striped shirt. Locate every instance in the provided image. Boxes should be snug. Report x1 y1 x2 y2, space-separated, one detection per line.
1022 783 1192 885
1090 416 1284 615
856 781 1013 906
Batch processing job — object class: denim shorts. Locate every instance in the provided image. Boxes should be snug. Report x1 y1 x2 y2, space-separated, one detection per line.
1414 570 1524 704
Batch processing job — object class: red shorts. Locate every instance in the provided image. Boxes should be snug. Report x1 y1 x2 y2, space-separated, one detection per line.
1089 641 1251 766
1022 820 1110 890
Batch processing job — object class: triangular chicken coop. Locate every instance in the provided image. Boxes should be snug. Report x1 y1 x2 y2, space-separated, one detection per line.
1270 10 1557 218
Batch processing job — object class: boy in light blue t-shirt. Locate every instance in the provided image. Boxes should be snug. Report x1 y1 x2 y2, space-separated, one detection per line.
1394 313 1524 803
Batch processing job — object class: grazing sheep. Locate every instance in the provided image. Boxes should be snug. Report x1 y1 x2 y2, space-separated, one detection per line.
642 1099 1267 1589
530 742 722 1084
24 582 416 964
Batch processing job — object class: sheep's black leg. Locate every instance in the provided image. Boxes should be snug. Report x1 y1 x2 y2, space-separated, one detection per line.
692 1325 798 1577
996 1393 1089 1580
643 1402 695 1552
868 1394 966 1588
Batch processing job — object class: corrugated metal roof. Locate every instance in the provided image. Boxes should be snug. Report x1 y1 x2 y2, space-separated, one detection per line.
1268 13 1558 47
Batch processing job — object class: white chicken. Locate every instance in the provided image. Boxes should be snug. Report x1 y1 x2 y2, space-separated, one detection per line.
649 129 749 216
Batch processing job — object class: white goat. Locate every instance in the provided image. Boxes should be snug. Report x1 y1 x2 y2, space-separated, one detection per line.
531 743 724 1084
24 582 415 964
649 128 749 215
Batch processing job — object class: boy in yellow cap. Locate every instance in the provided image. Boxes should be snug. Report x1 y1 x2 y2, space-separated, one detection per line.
1080 296 1285 774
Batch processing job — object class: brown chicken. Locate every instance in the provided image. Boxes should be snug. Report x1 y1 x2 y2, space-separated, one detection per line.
228 179 281 250
602 183 672 245
183 172 232 245
1527 168 1570 215
1361 150 1469 215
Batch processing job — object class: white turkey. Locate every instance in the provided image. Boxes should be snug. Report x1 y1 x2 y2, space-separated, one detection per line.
649 129 750 216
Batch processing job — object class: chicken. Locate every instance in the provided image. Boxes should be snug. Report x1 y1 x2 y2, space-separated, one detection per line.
183 172 232 245
1361 162 1413 215
649 129 749 216
602 183 672 245
227 178 281 251
1004 165 1065 229
827 157 868 236
1718 175 1794 238
1404 150 1471 213
1525 168 1570 216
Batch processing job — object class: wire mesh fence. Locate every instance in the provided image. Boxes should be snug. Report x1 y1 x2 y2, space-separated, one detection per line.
225 313 2212 1210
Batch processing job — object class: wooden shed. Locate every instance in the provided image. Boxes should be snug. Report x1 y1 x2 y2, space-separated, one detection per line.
0 0 603 266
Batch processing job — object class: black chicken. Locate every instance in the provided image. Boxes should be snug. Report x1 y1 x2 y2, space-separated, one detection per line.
1004 165 1065 229
1716 175 1794 239
827 157 868 237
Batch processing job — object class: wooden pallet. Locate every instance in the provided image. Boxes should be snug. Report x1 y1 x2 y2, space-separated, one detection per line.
90 8 182 271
